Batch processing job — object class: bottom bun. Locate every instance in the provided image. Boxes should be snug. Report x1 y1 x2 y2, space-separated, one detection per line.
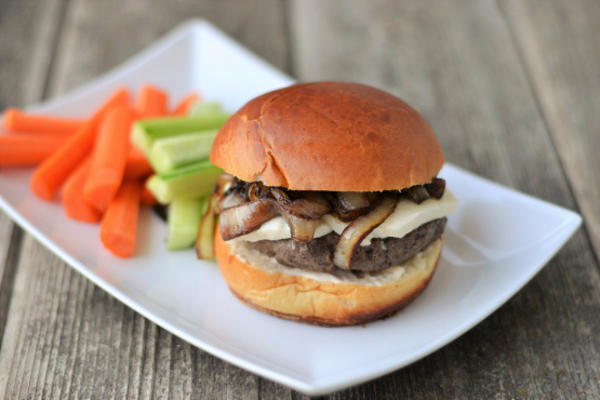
214 230 442 326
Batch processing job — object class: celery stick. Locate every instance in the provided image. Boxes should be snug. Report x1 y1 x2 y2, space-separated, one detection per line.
167 198 207 250
146 160 222 204
188 101 224 117
149 129 217 173
131 112 229 155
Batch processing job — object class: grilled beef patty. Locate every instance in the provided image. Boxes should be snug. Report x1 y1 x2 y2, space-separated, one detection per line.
246 218 446 273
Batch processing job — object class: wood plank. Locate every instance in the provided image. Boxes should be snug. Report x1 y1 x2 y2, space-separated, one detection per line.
0 0 294 399
49 0 290 94
0 214 21 349
501 0 600 260
0 0 67 350
0 0 66 107
289 0 600 398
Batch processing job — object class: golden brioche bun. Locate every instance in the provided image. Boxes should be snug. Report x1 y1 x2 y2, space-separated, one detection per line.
214 230 442 326
210 82 444 191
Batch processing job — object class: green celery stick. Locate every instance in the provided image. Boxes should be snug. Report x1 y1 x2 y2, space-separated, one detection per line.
167 198 207 250
188 101 224 117
131 112 229 155
149 129 217 173
146 160 222 204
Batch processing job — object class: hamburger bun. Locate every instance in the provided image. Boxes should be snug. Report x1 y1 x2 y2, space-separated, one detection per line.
214 230 442 326
210 82 444 192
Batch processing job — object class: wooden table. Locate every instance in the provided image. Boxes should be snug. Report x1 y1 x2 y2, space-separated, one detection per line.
1 0 599 398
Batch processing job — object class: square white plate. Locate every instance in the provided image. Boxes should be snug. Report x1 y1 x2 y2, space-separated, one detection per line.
0 20 582 395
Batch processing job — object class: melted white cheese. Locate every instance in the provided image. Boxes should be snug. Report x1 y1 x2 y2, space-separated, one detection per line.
235 189 458 245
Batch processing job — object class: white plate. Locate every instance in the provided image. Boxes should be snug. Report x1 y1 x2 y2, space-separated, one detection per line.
0 20 582 395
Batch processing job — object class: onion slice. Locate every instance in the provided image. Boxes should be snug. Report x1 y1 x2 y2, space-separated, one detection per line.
335 192 372 221
269 187 291 203
278 209 320 242
219 199 278 240
195 198 216 260
270 188 331 219
333 195 397 269
215 191 245 213
247 181 267 201
214 174 235 196
338 192 370 209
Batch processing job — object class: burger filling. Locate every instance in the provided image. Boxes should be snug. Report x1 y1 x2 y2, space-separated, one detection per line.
247 218 446 273
212 175 457 274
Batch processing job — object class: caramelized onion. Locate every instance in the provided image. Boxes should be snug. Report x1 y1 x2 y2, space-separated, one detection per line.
268 191 324 241
269 187 290 203
335 192 372 221
196 198 216 260
214 176 444 245
210 192 220 211
219 199 278 240
270 188 331 219
299 192 332 216
338 192 370 209
425 178 445 199
405 185 430 204
215 191 245 213
214 174 235 197
279 211 320 242
333 195 397 269
214 174 246 213
247 181 267 201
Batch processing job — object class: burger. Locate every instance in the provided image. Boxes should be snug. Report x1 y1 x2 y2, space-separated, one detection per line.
207 82 457 326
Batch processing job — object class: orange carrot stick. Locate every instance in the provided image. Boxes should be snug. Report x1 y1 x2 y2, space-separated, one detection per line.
0 134 68 166
30 88 130 201
136 85 168 118
3 108 85 135
83 106 134 211
100 180 142 257
124 147 153 179
172 93 200 116
140 181 157 206
61 157 101 223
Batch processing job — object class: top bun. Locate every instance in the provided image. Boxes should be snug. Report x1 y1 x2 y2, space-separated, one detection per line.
210 82 444 191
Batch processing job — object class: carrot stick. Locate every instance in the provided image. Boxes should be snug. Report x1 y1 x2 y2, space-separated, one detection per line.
0 134 68 166
124 147 153 179
136 85 168 118
30 88 130 200
3 108 85 135
83 106 134 211
61 157 101 223
172 93 200 116
140 180 157 206
100 180 142 257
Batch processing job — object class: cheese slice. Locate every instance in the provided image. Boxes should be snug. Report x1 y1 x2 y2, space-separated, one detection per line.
234 189 458 245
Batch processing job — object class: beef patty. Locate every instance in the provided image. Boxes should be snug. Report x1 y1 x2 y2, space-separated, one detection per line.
246 218 446 273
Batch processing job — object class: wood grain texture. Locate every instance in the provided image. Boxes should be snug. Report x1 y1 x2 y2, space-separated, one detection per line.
1 0 600 398
0 214 21 348
0 0 67 351
290 0 600 398
49 0 289 95
501 0 600 262
0 0 294 399
0 0 66 107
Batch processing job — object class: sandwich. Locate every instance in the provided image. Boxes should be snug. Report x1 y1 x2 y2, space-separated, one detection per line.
207 81 457 326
